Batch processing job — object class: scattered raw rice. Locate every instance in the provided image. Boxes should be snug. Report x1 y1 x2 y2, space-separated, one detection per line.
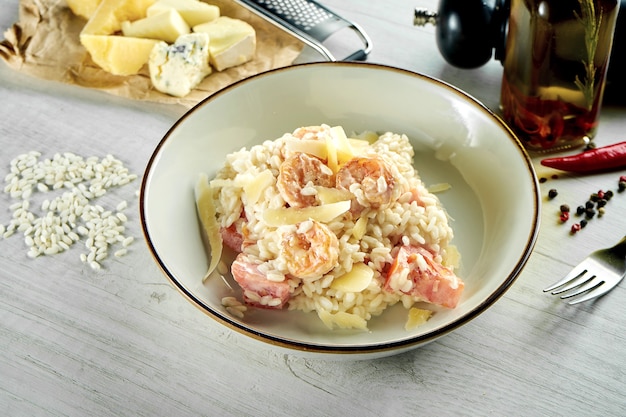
0 151 138 269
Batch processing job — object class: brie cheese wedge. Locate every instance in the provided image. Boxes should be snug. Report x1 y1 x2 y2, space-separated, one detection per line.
194 16 256 71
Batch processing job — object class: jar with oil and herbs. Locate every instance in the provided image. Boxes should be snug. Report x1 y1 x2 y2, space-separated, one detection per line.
500 0 619 152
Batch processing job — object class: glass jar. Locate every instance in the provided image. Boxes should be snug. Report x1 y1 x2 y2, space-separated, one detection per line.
500 0 620 152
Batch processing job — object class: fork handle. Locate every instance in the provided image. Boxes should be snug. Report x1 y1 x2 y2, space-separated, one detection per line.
612 235 626 258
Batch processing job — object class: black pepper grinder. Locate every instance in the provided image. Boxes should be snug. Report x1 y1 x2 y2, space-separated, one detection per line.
414 0 626 104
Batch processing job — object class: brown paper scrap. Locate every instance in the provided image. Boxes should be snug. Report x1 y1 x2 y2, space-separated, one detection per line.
0 0 304 108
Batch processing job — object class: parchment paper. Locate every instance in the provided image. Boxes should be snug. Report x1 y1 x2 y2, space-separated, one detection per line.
0 0 304 108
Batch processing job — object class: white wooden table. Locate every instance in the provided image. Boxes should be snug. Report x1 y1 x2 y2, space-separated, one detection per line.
2 0 626 415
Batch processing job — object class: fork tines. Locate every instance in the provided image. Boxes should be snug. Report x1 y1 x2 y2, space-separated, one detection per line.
543 266 607 305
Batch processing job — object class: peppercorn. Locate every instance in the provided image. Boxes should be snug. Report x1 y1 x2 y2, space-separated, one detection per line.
570 223 582 234
548 189 558 199
619 181 626 192
576 205 585 215
559 204 570 213
560 212 570 222
598 207 606 217
585 200 595 209
605 190 614 200
590 193 599 202
586 208 596 218
580 219 588 228
597 198 607 208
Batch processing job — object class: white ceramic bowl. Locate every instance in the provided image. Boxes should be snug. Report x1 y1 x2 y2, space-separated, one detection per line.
140 62 540 359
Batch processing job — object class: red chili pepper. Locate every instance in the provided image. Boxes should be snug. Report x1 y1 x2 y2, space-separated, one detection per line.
540 141 626 173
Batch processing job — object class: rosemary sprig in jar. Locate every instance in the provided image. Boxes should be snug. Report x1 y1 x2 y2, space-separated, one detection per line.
574 0 602 110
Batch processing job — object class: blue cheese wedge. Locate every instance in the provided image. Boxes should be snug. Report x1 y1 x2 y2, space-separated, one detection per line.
193 16 256 71
148 32 212 97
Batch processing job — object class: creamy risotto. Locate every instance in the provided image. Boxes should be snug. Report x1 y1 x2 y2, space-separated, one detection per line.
197 125 464 330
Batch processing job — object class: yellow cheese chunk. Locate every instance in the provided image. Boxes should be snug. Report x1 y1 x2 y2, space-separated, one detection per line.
262 201 350 226
147 0 220 27
122 9 190 43
80 0 158 75
81 34 159 75
193 16 256 71
81 0 156 35
330 263 374 293
67 0 103 19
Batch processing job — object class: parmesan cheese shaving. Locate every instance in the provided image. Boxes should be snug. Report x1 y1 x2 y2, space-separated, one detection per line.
330 125 355 164
443 244 461 269
318 309 368 330
352 216 368 240
325 135 339 173
243 169 274 205
352 130 379 144
195 173 223 282
315 186 352 204
284 138 327 159
262 200 351 226
330 263 374 293
405 307 433 330
427 182 452 193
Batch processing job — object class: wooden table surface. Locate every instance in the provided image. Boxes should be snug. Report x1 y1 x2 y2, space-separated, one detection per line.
2 0 626 415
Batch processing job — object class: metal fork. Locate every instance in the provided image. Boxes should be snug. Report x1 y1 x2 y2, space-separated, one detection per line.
543 236 626 304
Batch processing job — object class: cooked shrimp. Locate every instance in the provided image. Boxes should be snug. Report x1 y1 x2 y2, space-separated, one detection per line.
291 125 332 141
231 253 291 309
277 153 335 208
280 220 339 280
336 156 402 209
385 245 464 308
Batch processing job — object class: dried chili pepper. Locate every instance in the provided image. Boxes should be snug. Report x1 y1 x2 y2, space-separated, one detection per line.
540 141 626 173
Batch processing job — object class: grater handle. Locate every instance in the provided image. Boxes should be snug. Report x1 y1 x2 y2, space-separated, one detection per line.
235 0 372 61
344 49 368 62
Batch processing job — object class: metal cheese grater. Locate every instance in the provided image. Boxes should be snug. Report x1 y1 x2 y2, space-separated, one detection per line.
235 0 372 61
